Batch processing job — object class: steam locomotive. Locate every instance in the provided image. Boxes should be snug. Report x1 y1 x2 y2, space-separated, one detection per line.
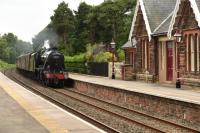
16 47 68 87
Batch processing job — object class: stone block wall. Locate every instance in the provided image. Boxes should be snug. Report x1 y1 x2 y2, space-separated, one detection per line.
136 73 155 83
121 65 135 81
73 80 200 128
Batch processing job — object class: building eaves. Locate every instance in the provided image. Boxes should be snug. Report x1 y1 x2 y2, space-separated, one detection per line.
122 41 133 49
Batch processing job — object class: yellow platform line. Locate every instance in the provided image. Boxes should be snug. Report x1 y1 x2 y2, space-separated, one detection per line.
0 80 68 133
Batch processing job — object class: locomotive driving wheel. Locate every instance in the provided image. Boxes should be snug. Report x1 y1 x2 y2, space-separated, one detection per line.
44 78 49 86
59 80 65 88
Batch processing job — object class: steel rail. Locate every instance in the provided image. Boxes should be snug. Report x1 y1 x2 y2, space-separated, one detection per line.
55 89 165 133
3 69 120 133
62 88 200 133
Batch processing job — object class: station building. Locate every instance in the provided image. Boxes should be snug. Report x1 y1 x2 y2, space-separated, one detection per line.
122 0 200 86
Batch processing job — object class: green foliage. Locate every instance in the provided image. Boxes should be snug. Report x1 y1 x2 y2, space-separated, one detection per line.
50 1 75 55
85 44 97 61
65 62 87 74
94 52 112 62
0 33 32 64
64 53 86 62
117 49 125 62
50 2 75 36
0 60 15 69
33 0 136 56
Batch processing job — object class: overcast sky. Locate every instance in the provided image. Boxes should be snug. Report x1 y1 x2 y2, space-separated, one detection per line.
0 0 104 43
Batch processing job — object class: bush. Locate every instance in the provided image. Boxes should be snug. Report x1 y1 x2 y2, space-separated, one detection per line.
117 49 125 62
0 60 15 69
94 52 113 62
65 62 87 74
85 43 97 61
65 53 86 62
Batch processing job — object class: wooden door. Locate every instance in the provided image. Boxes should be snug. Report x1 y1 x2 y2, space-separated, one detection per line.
166 41 173 81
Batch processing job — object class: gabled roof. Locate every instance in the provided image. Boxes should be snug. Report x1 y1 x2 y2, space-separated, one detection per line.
128 0 151 41
128 0 176 41
122 41 134 49
122 38 137 49
168 0 200 38
153 12 173 35
143 0 176 33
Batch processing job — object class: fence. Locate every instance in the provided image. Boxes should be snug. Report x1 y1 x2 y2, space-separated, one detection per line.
87 62 108 77
65 62 87 74
65 62 109 77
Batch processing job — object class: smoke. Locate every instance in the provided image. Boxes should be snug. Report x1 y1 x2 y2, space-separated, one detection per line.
43 40 50 49
44 28 59 48
33 27 59 51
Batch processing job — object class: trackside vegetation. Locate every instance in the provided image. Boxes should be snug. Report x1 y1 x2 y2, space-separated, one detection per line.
0 60 15 69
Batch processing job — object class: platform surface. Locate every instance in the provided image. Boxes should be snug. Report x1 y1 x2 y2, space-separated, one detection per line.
69 73 200 105
0 72 104 133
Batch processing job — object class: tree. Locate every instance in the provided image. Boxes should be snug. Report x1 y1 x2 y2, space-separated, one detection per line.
0 33 32 64
73 2 92 54
50 2 75 47
0 38 8 60
34 0 136 56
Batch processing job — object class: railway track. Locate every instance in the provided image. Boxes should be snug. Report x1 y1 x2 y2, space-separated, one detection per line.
55 88 200 133
2 69 200 133
3 69 120 133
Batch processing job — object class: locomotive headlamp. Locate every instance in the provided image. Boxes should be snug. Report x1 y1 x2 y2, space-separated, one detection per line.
64 72 68 79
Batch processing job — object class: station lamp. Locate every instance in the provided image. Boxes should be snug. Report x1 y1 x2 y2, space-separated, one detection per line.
174 29 182 88
110 38 116 79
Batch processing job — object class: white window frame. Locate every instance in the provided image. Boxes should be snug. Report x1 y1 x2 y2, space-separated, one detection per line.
186 35 189 71
197 34 199 72
162 42 165 70
145 40 148 69
191 35 195 72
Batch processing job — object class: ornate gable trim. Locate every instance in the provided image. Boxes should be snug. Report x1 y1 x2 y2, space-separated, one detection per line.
128 0 152 42
168 0 200 38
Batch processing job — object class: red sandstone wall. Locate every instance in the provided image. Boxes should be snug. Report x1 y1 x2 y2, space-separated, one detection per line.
74 80 200 127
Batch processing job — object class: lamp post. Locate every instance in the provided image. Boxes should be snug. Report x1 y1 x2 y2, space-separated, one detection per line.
110 38 116 79
174 30 182 88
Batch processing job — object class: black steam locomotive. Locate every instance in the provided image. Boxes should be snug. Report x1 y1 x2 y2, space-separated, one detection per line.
16 47 68 87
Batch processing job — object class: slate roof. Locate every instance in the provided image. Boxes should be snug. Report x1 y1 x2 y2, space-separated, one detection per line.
143 0 177 33
122 41 132 49
153 13 173 35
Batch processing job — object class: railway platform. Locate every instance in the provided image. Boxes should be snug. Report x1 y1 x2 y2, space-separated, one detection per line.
69 73 200 128
69 73 200 105
0 72 104 133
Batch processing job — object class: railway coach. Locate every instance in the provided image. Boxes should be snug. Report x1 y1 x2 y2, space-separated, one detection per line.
16 47 68 87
